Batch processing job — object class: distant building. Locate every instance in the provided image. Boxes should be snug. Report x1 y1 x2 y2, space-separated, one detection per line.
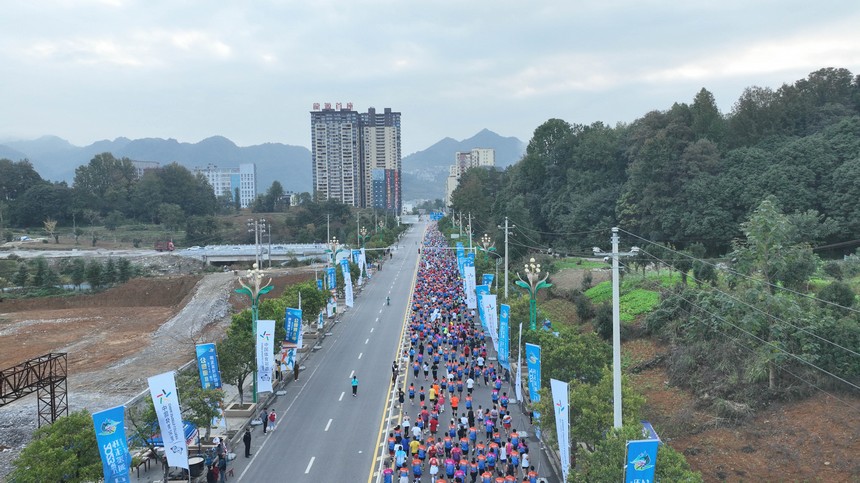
310 103 402 213
194 163 256 208
445 148 495 207
130 160 160 179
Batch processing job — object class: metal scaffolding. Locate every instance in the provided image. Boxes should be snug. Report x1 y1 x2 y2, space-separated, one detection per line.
0 353 68 427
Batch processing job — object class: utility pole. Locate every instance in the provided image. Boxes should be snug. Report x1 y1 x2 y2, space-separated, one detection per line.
593 227 639 429
498 217 515 300
468 212 473 251
356 212 360 247
326 214 330 246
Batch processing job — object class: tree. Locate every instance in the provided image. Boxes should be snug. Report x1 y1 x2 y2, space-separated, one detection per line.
69 258 86 290
185 215 220 245
32 257 58 288
817 281 856 313
117 258 134 283
10 409 102 483
103 258 117 286
217 310 256 405
103 210 124 231
43 217 59 243
85 260 102 289
13 263 29 287
73 153 136 215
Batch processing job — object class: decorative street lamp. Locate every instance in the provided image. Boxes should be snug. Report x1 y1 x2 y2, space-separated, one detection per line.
515 257 552 331
359 226 371 247
479 233 496 263
234 263 273 403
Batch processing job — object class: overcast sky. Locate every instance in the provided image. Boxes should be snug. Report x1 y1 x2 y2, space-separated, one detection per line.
1 0 859 155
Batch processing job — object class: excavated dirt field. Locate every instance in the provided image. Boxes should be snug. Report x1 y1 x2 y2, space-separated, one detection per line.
0 266 312 480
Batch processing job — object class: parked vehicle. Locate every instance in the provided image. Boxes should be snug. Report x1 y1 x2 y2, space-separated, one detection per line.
155 240 175 252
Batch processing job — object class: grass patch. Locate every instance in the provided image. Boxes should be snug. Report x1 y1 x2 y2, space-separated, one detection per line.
554 257 609 270
620 289 660 322
585 281 613 304
541 298 579 326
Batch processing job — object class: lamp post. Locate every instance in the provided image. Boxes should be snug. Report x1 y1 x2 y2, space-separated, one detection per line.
247 218 267 268
515 257 552 331
234 263 273 404
593 227 639 429
359 226 371 247
479 233 496 263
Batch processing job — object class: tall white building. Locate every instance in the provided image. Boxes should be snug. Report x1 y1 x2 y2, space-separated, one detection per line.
194 163 257 208
445 148 495 207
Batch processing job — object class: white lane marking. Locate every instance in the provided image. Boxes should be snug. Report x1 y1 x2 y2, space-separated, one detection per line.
359 352 363 359
325 419 332 431
305 456 315 474
350 370 354 378
370 327 374 333
339 392 345 401
365 338 369 344
375 317 379 322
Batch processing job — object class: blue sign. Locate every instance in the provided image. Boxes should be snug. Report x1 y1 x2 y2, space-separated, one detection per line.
340 258 351 277
352 249 361 264
316 278 323 291
326 266 336 290
525 343 541 406
456 242 464 257
457 254 465 275
625 439 659 483
499 304 510 371
482 273 494 288
195 343 222 389
285 308 302 344
92 405 131 483
475 285 490 328
466 253 475 266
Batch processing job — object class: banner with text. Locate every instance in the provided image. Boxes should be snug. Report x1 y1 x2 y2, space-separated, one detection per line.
525 343 542 411
256 319 275 394
625 439 659 483
464 265 477 309
483 294 498 351
326 267 336 291
482 273 494 288
92 405 131 483
515 322 523 402
341 259 354 307
499 304 510 371
195 343 221 390
551 378 571 481
147 371 187 469
284 308 302 344
475 284 490 328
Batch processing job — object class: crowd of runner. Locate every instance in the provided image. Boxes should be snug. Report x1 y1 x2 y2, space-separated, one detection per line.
382 226 541 483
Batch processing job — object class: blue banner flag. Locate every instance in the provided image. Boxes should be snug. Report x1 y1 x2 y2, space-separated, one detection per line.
457 254 465 275
525 343 542 406
316 278 323 291
475 285 490 328
92 405 132 483
456 242 464 257
285 307 302 344
195 343 222 389
482 273 494 288
499 304 510 371
466 253 475 266
352 249 361 264
326 266 336 290
625 439 659 483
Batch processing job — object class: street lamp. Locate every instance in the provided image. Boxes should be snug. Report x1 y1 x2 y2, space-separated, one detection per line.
359 226 371 247
479 233 496 263
515 257 552 331
234 263 273 403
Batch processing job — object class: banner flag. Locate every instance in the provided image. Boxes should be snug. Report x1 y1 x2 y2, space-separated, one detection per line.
359 248 367 273
482 273 494 288
457 254 465 276
318 311 324 330
430 308 441 322
326 266 336 290
92 405 131 483
345 279 354 307
316 278 323 291
256 319 275 394
456 242 464 257
483 295 498 351
296 320 304 350
195 343 222 390
352 249 361 264
464 265 477 309
625 439 659 483
285 348 296 372
525 342 542 422
147 371 188 469
285 308 302 344
326 299 335 317
475 284 490 327
499 304 510 371
515 322 523 402
551 379 571 481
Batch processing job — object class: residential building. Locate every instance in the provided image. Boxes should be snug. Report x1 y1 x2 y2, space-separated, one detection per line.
130 160 160 179
194 163 257 208
310 103 402 213
445 148 495 206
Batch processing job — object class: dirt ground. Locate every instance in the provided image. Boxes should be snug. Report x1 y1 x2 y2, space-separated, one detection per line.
0 263 313 480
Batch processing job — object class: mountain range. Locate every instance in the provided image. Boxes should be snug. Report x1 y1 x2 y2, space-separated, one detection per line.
0 129 525 202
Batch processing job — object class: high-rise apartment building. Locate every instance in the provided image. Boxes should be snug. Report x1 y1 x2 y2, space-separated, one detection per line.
445 148 495 207
311 103 402 213
194 163 257 208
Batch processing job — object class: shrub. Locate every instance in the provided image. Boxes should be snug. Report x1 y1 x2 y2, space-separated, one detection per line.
822 261 843 280
818 281 856 312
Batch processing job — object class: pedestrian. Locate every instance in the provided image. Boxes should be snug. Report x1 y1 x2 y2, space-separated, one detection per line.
398 387 405 406
217 455 227 483
268 409 277 432
243 428 252 457
392 360 399 383
352 375 359 396
259 407 268 434
206 464 217 483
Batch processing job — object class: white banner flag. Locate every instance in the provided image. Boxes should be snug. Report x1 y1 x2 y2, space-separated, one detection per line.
551 378 571 481
344 280 354 307
147 371 188 469
256 319 275 394
484 295 498 351
464 265 477 309
515 322 523 402
296 321 304 350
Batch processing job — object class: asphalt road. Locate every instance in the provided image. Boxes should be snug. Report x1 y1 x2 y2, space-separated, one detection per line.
232 223 426 483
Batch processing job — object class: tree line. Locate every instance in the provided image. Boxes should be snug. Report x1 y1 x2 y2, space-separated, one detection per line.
450 67 860 256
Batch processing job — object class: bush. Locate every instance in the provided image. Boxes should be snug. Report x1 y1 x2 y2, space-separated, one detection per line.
822 261 843 280
818 281 856 312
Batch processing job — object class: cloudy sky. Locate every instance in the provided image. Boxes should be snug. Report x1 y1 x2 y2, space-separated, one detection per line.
2 0 859 154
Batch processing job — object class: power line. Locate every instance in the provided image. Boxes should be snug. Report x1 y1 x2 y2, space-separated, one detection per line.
506 219 610 237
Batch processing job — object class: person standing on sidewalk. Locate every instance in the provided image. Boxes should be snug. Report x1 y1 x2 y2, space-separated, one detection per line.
267 409 277 432
259 408 268 434
352 375 359 396
243 428 252 457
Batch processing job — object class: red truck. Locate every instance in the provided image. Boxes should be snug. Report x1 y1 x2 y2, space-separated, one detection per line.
155 240 175 252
